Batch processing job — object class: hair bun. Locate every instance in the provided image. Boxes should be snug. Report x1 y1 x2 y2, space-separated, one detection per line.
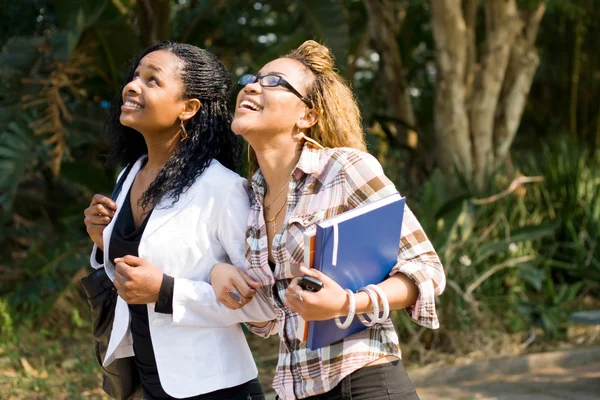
288 40 335 73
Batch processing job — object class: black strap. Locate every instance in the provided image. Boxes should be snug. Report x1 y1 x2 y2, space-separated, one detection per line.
110 163 134 200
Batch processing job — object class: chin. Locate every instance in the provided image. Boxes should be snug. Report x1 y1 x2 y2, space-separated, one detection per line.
119 114 135 129
231 119 250 137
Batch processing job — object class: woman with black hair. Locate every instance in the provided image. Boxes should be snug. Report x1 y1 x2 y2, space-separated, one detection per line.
83 41 273 400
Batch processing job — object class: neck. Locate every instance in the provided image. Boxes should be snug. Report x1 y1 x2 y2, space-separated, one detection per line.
253 136 304 192
142 131 180 174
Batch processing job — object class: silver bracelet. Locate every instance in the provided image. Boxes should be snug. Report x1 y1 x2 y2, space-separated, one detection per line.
357 287 379 326
367 284 390 323
334 289 356 329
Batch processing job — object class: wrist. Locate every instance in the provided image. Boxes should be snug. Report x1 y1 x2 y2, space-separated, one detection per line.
353 290 374 315
153 273 165 298
338 290 369 317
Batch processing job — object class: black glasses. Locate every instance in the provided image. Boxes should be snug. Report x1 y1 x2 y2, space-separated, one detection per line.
238 73 312 108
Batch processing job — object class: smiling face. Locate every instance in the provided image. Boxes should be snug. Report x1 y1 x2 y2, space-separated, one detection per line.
119 50 191 137
231 58 314 143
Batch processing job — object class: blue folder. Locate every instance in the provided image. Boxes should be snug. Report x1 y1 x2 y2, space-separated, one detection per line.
304 193 406 350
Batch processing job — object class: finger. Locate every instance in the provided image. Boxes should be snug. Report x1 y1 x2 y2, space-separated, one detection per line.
283 292 302 312
287 279 305 297
115 262 133 278
287 282 314 304
88 204 116 218
239 294 254 306
285 284 302 301
240 271 261 290
85 224 105 233
226 286 251 306
289 277 302 289
299 267 332 284
91 194 117 210
232 274 256 298
220 291 243 310
84 215 112 226
115 255 144 266
84 205 114 219
113 270 126 290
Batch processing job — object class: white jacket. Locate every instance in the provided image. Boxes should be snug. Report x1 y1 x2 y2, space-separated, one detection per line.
90 157 275 398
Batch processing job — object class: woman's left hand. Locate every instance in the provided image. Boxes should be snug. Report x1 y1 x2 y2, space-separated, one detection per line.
284 267 349 321
113 255 163 304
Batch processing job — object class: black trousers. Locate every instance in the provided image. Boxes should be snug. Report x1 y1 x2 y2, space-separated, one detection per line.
143 377 265 400
278 359 419 400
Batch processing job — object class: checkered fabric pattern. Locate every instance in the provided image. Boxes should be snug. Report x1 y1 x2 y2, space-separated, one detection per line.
245 144 446 400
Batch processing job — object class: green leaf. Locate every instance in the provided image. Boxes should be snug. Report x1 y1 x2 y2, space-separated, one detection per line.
435 195 471 220
472 241 510 265
510 223 557 242
0 117 36 213
518 265 545 291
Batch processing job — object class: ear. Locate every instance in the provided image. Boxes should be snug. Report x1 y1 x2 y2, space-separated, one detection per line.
180 98 202 122
296 108 318 130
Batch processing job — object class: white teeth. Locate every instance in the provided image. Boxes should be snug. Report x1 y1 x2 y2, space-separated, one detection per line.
240 100 261 111
125 101 142 109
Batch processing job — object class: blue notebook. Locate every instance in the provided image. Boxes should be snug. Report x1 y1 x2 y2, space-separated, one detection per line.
299 193 406 350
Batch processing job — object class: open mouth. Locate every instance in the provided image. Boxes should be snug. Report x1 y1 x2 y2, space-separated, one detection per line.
123 100 143 110
239 99 262 111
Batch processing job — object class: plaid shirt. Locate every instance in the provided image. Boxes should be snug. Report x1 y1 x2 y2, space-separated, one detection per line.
245 144 445 399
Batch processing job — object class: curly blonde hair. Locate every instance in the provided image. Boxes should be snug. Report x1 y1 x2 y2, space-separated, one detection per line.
248 40 366 175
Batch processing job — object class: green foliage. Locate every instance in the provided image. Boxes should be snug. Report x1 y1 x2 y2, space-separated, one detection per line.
0 0 125 330
396 136 597 347
529 139 600 283
0 115 38 217
0 1 597 380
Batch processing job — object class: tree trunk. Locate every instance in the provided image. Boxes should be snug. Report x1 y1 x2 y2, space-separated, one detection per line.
469 0 522 186
431 0 472 176
431 0 546 188
569 19 584 141
463 0 479 97
494 2 547 165
363 0 417 147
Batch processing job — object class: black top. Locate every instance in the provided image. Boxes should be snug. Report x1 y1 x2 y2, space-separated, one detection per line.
108 188 176 400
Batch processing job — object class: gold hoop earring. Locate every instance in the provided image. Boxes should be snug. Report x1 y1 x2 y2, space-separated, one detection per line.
180 119 188 140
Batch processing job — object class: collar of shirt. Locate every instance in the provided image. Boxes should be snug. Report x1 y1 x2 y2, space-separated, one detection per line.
249 142 322 199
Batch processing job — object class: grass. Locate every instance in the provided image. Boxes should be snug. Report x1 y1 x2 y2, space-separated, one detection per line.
0 323 109 400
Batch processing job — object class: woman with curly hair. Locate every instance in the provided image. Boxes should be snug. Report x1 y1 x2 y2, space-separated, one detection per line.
83 41 273 400
210 40 446 399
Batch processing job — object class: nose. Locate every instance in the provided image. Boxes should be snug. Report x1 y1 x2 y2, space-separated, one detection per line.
243 79 262 94
122 79 141 98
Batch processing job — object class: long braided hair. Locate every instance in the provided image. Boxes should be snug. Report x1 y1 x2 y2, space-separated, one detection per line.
106 41 241 209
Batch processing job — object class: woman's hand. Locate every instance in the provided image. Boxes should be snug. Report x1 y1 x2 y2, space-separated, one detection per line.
113 255 163 304
84 194 117 251
210 263 261 309
285 267 349 321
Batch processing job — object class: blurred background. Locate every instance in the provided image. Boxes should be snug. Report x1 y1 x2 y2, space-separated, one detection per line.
0 0 599 398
